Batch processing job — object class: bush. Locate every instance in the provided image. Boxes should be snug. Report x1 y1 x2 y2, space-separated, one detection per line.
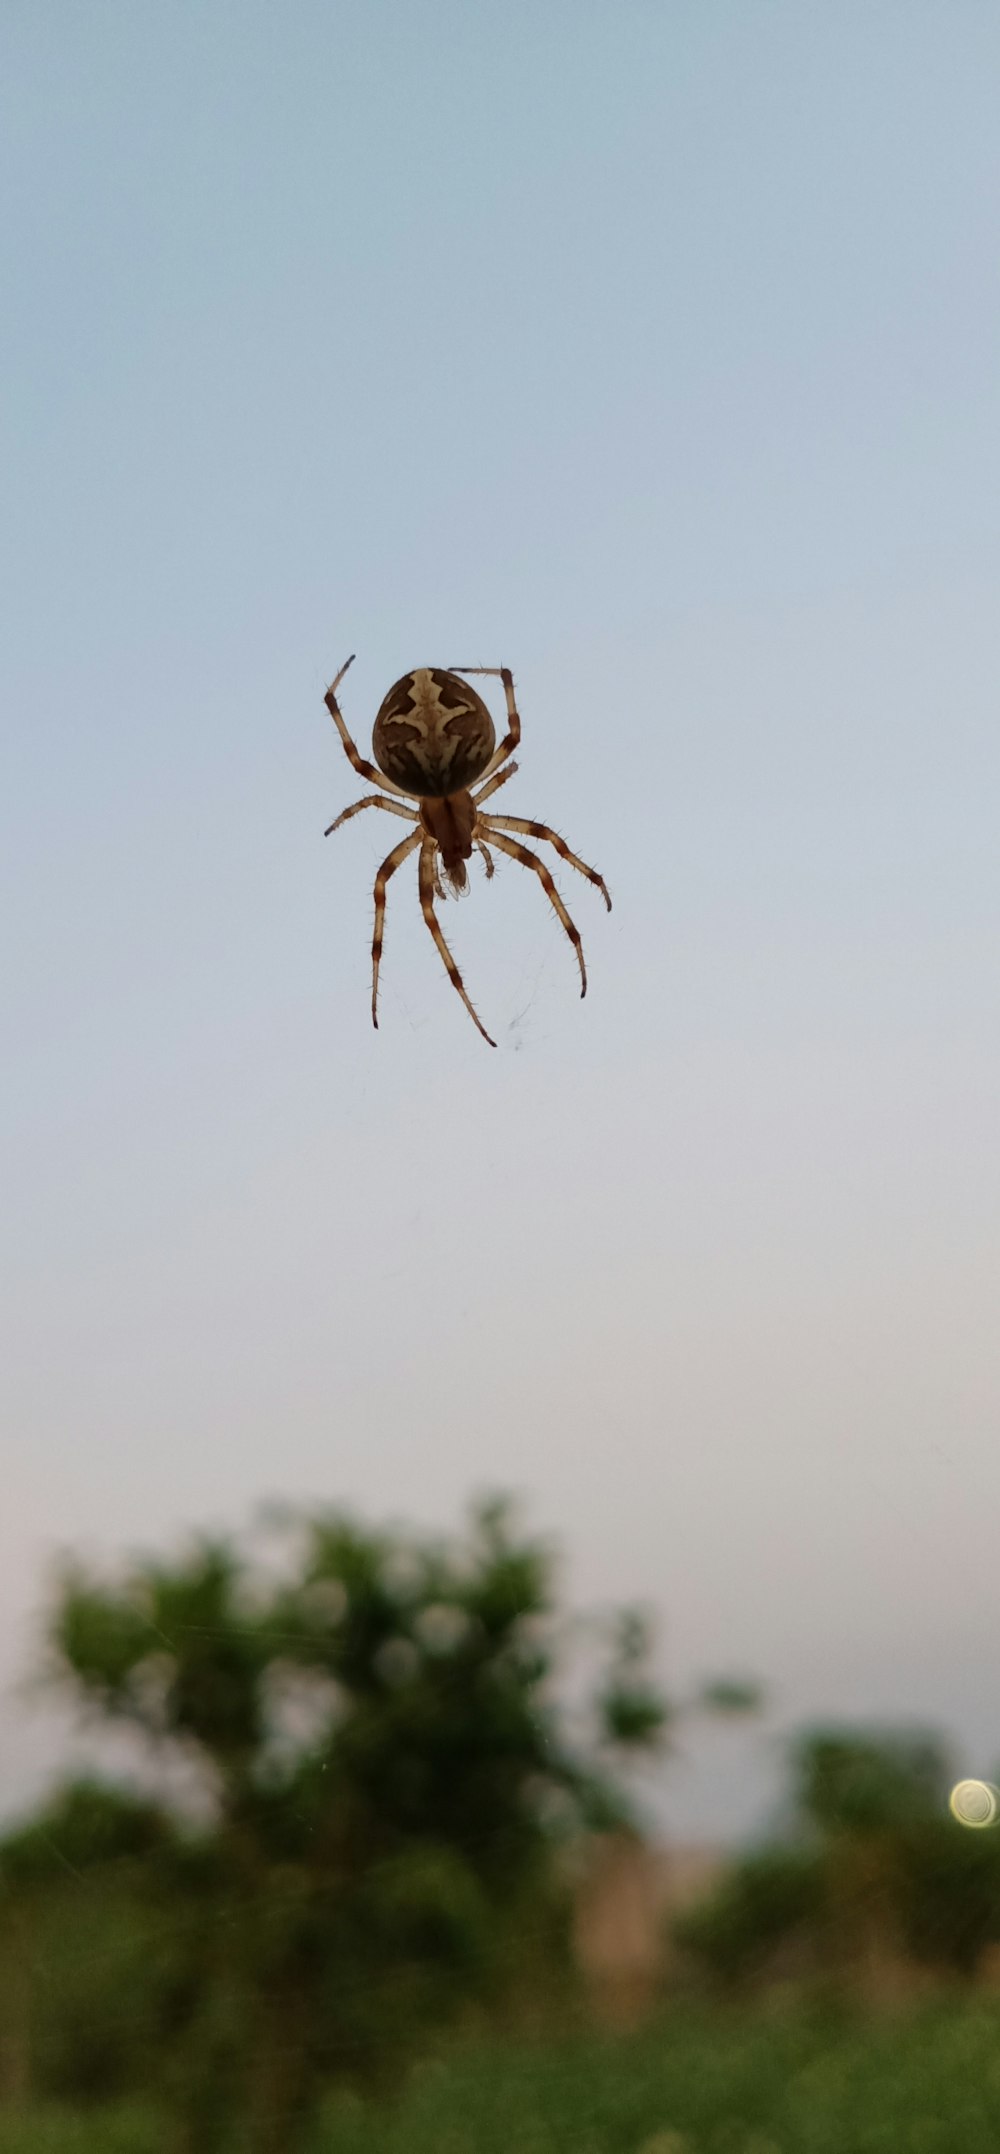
673 1847 827 1984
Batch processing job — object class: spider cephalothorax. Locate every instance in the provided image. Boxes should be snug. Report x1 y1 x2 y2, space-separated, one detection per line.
324 655 611 1047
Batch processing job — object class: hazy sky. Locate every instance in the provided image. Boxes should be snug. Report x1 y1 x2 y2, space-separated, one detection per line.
3 3 999 1840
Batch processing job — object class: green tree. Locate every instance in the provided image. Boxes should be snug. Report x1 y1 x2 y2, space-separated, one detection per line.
676 1722 1000 1991
2 1498 670 2152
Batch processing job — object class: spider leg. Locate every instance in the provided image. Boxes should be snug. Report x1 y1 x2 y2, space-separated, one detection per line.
448 666 521 785
418 839 496 1047
325 794 419 837
371 831 422 1029
325 659 414 802
476 813 611 910
329 653 356 695
471 759 519 808
484 830 589 997
476 840 495 879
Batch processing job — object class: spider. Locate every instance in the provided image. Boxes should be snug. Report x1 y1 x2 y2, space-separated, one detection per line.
324 656 611 1047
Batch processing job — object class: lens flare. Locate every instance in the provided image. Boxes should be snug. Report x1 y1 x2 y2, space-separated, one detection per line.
949 1779 999 1828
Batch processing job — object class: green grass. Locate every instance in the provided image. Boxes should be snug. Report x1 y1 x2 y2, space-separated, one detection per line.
313 1999 1000 2154
6 2002 1000 2153
0 2103 164 2154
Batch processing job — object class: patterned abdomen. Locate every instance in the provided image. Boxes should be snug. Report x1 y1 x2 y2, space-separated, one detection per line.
373 667 495 798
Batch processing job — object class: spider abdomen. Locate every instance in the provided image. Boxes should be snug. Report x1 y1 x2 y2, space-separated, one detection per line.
372 667 495 797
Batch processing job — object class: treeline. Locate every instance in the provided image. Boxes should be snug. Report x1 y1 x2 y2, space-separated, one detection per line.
0 1498 993 2151
675 1726 1000 1991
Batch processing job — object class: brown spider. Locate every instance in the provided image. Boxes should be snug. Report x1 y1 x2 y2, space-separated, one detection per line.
324 656 611 1047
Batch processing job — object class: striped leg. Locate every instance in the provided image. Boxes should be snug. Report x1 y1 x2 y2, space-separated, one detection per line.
418 839 496 1047
371 831 422 1028
471 759 519 809
484 830 588 997
325 793 418 838
448 666 521 786
325 656 413 801
477 813 611 910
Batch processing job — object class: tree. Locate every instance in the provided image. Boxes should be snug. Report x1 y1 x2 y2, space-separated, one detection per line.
675 1722 1000 1992
2 1497 671 2151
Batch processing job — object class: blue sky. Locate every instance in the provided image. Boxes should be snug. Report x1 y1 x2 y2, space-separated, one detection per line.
2 2 999 1838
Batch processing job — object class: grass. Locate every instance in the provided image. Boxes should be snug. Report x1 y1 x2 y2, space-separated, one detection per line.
0 2103 163 2154
5 2000 1000 2152
313 1997 1000 2153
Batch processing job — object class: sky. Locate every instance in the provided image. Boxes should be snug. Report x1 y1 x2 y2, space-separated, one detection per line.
2 2 999 1843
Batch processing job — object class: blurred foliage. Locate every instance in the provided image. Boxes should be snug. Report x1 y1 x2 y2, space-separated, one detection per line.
675 1722 1000 1992
0 2103 165 2154
0 1498 672 2152
9 2000 1000 2152
305 2000 1000 2153
9 1495 1000 2148
694 1678 763 1717
673 1846 828 1985
596 1611 673 1751
793 1728 949 1838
